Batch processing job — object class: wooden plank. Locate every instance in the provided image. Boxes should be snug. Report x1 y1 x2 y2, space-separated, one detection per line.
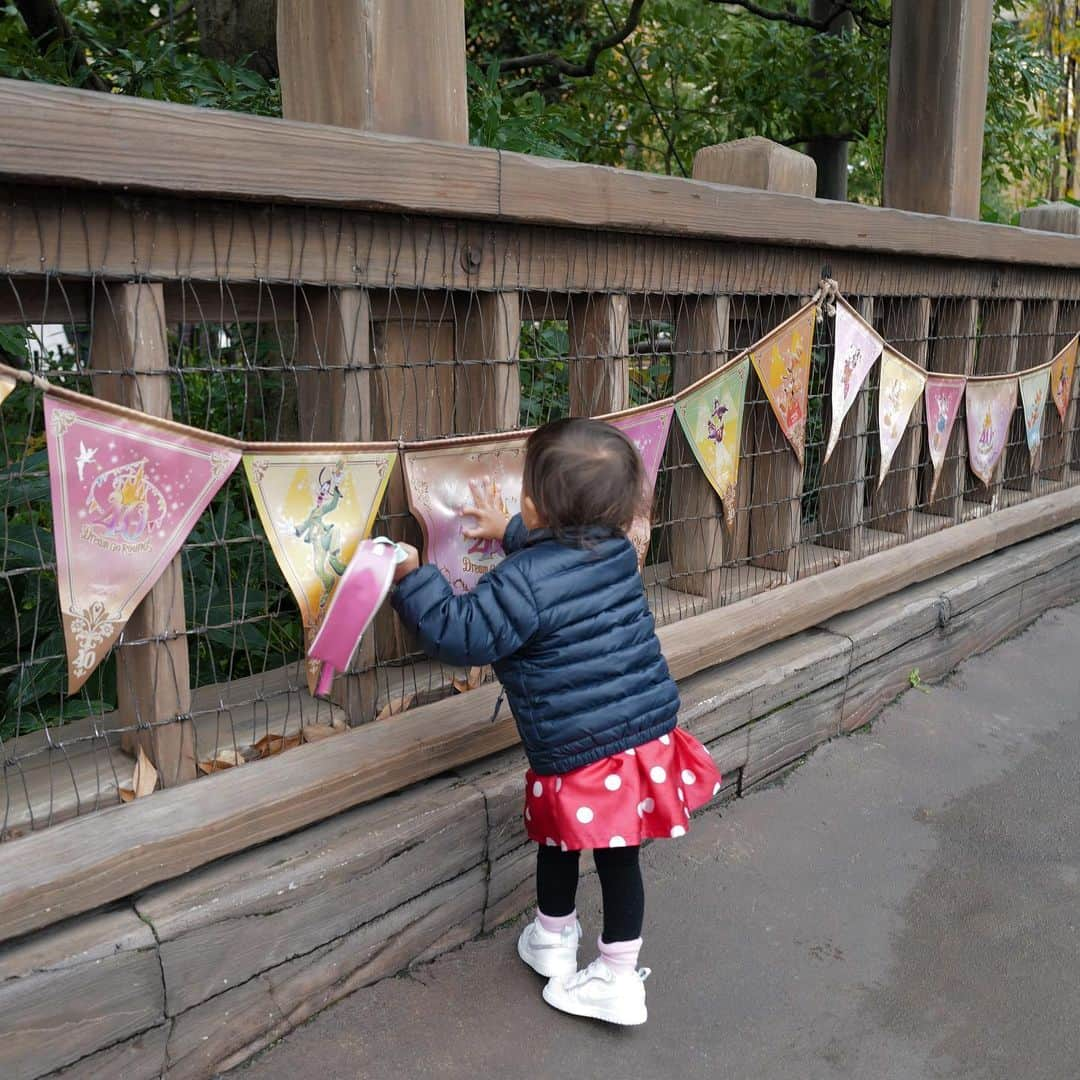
968 298 1021 507
277 1 468 142
88 281 195 786
567 294 629 415
138 778 484 1015
0 908 163 1078
1005 299 1058 494
923 297 977 521
6 80 1080 270
819 297 873 554
42 1025 169 1080
454 291 522 433
868 297 931 537
883 1 993 219
1 487 1078 944
669 295 729 601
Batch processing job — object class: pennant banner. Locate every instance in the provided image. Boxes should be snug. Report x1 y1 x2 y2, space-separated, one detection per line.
1019 365 1051 464
45 397 240 693
877 349 926 488
966 377 1018 487
749 303 817 466
1051 335 1078 421
674 359 750 526
244 450 396 691
826 303 883 464
608 402 675 564
924 374 966 500
404 434 527 595
0 373 14 408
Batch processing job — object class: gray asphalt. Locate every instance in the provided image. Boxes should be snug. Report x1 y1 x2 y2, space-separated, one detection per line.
242 603 1080 1080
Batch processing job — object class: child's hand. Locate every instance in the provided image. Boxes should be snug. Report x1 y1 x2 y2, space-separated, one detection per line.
393 543 420 582
460 477 510 542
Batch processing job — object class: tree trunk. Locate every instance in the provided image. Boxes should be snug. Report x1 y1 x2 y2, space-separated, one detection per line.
806 0 853 200
195 0 278 78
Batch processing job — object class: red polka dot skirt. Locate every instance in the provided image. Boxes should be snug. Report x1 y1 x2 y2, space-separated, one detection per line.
524 727 722 851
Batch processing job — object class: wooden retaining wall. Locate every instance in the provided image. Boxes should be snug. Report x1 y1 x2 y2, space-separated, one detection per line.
3 522 1078 1080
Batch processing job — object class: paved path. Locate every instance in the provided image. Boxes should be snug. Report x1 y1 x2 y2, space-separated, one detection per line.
243 604 1080 1080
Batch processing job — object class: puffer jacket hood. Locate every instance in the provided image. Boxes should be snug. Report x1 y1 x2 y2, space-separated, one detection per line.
391 514 680 775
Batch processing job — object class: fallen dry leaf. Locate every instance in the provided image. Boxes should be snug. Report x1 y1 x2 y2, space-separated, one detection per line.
375 693 415 721
196 748 245 775
119 746 159 803
302 723 339 743
452 666 488 694
250 731 303 759
331 715 347 732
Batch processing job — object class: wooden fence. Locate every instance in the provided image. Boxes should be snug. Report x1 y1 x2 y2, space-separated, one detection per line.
1 77 1080 942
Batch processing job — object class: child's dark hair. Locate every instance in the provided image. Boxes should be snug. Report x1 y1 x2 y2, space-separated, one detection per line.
524 418 645 535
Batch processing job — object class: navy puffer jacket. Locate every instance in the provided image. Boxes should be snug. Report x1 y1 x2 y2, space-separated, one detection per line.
391 514 680 775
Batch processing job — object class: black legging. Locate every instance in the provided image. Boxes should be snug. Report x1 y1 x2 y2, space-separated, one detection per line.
536 844 644 943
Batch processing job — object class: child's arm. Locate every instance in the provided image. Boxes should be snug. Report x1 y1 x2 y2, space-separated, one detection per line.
391 554 539 668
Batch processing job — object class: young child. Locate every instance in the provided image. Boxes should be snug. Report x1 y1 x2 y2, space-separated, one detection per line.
391 418 721 1026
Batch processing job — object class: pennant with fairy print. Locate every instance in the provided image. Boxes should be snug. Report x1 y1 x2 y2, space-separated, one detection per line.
0 372 14 408
877 348 926 488
1051 334 1079 421
404 433 528 595
924 374 966 501
674 358 750 527
825 301 883 465
244 449 397 692
1019 365 1051 465
45 396 240 693
748 302 817 466
607 401 675 565
966 377 1019 487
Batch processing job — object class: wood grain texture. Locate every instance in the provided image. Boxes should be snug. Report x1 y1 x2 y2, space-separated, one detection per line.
41 1027 169 1080
0 909 164 1079
1 488 1079 944
454 291 522 433
5 79 1080 268
90 281 194 785
568 294 630 415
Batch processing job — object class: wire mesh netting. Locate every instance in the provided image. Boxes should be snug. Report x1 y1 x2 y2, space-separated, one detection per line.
2 194 1080 841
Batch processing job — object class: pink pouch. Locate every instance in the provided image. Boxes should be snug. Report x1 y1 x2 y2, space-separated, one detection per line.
307 537 405 698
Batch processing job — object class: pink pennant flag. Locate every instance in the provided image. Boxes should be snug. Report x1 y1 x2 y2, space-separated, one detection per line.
826 303 883 464
45 397 240 693
924 375 965 501
404 434 527 595
608 402 675 565
966 377 1018 487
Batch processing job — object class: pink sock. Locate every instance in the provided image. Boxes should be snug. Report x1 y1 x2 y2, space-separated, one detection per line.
536 908 577 934
598 935 642 973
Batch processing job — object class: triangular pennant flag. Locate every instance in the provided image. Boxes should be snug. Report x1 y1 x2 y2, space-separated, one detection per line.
1051 334 1078 421
608 402 675 565
826 302 883 464
45 397 240 693
924 374 966 501
674 359 749 527
1019 365 1051 465
404 434 528 594
877 348 925 489
966 377 1019 487
244 450 396 692
0 372 15 407
749 303 817 466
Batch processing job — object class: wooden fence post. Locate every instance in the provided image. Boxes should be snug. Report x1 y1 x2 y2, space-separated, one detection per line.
455 291 522 433
688 139 817 584
89 281 195 786
568 294 630 416
669 295 730 602
277 0 469 713
884 0 993 219
1019 204 1080 487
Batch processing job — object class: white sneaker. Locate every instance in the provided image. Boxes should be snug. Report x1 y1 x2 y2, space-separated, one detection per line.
517 918 582 978
542 957 650 1026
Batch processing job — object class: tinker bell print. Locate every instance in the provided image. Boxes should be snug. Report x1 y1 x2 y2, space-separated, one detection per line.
295 460 348 596
978 408 995 451
707 399 729 445
86 459 166 545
